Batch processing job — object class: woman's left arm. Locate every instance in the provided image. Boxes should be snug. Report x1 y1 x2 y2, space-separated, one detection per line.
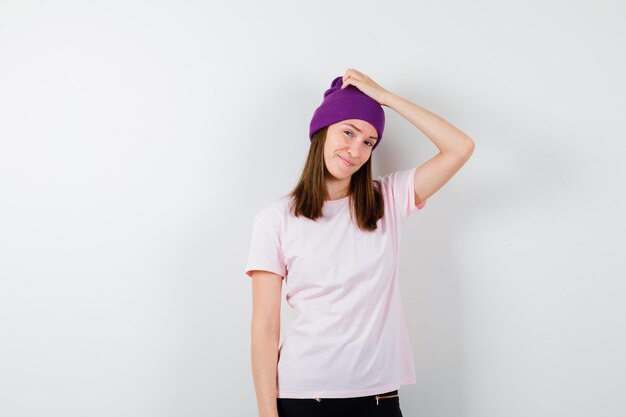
382 91 475 206
340 68 475 206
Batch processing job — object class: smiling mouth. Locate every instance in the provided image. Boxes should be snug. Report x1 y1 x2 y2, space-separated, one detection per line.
339 156 354 166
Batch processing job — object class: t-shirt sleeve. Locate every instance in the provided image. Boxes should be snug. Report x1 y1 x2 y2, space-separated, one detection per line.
244 214 287 279
379 167 427 222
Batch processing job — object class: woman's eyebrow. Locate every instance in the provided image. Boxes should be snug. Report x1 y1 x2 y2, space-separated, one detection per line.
343 123 378 141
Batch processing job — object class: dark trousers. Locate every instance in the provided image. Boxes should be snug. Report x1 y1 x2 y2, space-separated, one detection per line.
277 389 403 417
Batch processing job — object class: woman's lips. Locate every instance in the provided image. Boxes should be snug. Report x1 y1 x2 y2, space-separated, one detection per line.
339 156 354 166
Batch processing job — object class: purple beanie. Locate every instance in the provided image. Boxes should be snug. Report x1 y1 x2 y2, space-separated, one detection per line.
309 76 385 150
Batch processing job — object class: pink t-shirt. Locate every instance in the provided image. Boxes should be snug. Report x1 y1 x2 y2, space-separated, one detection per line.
244 167 427 398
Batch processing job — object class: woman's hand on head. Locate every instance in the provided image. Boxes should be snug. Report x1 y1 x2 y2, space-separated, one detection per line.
341 68 390 106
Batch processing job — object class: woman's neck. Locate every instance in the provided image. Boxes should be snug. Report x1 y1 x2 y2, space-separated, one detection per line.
325 178 351 201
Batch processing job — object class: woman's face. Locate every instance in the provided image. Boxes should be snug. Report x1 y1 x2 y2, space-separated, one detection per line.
323 119 379 180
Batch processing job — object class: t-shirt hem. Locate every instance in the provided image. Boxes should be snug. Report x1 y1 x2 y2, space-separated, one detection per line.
277 377 416 399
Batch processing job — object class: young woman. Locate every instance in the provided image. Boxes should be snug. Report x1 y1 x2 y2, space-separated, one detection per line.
245 68 475 417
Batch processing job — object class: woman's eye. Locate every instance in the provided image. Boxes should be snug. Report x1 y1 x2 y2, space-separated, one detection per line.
344 130 372 146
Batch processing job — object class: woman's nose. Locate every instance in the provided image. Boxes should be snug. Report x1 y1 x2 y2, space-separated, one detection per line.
347 141 361 158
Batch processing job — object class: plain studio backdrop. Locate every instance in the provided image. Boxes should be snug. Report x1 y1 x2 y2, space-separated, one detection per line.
1 1 624 416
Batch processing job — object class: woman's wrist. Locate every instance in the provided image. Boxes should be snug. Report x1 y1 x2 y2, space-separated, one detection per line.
381 90 396 108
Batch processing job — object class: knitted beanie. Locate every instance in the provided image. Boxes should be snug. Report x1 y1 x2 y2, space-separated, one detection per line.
309 76 385 150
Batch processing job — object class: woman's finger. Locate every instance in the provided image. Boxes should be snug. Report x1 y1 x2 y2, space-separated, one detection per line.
343 68 362 82
342 76 361 89
349 68 368 79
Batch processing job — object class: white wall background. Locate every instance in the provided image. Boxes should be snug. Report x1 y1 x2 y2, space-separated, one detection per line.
1 1 624 416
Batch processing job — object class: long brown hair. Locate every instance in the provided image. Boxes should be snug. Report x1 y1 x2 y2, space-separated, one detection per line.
286 126 384 232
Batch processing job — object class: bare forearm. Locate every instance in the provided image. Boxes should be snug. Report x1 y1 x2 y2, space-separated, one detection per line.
382 91 474 156
251 330 280 417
